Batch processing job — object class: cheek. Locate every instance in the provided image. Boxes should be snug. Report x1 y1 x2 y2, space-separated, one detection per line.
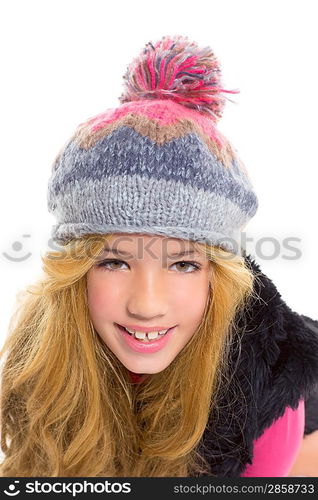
86 274 118 321
171 278 210 322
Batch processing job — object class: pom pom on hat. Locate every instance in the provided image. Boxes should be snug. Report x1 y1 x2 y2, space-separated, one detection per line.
119 34 240 121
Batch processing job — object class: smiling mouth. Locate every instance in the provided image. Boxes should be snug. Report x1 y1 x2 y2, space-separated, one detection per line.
116 323 174 342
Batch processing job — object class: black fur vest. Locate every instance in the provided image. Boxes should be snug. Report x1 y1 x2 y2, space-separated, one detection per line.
195 253 318 477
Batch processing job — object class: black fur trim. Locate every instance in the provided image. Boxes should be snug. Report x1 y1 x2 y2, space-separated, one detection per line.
194 254 318 477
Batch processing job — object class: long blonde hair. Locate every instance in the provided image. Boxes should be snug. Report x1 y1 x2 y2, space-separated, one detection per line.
0 234 258 477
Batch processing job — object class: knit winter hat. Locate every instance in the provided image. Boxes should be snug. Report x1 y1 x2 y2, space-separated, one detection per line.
47 34 258 255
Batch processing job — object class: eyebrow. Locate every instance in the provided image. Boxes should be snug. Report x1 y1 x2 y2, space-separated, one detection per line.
102 247 201 258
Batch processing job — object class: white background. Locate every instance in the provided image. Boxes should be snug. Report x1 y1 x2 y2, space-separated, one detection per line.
1 0 317 349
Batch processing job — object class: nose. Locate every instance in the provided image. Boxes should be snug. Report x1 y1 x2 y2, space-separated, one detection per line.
126 270 168 320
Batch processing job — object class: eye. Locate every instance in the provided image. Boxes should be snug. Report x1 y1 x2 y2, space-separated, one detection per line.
173 261 202 273
97 259 128 271
95 259 202 273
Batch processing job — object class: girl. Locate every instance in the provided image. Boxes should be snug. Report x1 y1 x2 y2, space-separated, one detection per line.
1 34 318 477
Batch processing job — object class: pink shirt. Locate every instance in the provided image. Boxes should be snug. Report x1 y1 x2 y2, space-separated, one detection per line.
241 398 305 477
128 371 305 477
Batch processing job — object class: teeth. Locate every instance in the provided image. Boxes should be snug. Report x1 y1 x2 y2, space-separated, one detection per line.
123 326 169 341
135 331 148 340
147 331 160 340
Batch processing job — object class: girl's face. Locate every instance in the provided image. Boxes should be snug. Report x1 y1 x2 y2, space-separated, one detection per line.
86 233 211 375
